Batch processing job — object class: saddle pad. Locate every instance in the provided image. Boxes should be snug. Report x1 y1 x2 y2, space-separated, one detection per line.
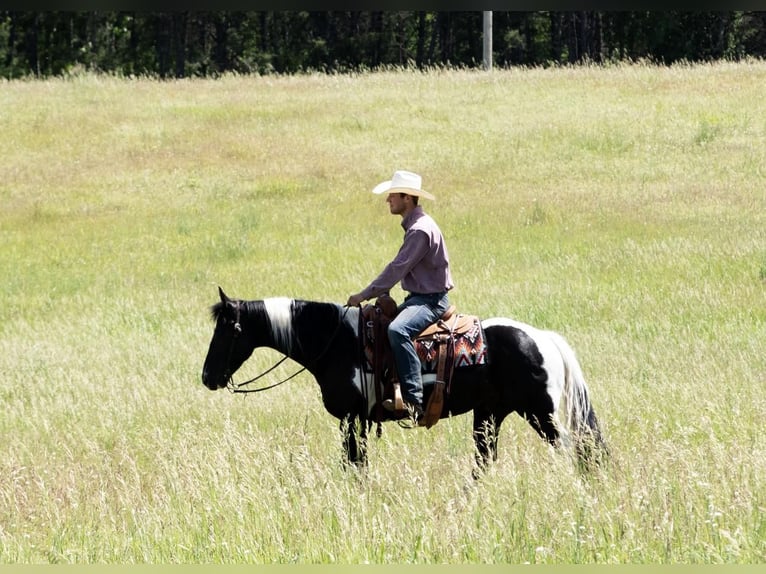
415 314 488 372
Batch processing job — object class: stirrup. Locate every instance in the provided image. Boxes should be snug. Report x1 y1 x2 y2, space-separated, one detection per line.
382 383 404 412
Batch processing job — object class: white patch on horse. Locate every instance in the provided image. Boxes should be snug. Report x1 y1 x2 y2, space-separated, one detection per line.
263 297 294 354
351 368 374 416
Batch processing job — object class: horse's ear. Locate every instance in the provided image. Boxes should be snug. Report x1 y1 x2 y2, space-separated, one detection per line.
218 286 230 304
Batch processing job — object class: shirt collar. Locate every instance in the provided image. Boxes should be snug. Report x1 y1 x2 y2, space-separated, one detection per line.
401 205 424 230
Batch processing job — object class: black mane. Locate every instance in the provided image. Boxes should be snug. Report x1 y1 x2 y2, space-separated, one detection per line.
209 301 225 321
209 299 272 324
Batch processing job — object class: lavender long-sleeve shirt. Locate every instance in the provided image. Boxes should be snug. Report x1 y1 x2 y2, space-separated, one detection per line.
359 206 454 301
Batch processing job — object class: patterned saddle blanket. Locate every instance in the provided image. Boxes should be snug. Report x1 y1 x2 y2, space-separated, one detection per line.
414 312 488 372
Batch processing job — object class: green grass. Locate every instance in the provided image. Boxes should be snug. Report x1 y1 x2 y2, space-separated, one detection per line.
1 61 765 563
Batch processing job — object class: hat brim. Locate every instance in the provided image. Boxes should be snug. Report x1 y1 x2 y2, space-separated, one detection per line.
372 180 436 200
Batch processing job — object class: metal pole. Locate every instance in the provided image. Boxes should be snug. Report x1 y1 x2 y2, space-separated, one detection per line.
483 11 493 71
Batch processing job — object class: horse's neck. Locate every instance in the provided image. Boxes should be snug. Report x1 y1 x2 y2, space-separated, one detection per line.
291 301 353 364
244 299 352 364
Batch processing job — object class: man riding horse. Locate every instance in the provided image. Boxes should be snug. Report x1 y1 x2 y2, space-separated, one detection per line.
346 170 452 426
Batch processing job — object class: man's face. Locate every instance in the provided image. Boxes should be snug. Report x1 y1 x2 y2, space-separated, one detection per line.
386 193 409 215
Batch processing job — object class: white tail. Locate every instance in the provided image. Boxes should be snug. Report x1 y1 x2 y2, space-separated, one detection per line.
547 331 592 436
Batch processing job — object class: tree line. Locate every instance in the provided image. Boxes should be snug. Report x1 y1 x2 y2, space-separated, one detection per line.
2 11 766 79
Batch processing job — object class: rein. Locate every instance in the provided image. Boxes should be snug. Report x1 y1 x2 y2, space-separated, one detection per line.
227 355 297 394
226 302 350 395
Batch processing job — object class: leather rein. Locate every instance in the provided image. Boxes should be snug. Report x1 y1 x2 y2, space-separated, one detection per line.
226 301 350 394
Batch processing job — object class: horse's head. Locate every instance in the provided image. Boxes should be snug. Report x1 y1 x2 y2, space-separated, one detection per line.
201 287 255 390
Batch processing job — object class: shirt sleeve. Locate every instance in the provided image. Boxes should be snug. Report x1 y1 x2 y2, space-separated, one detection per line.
359 229 431 301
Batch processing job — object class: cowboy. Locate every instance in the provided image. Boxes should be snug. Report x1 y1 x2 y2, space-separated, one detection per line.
346 170 453 423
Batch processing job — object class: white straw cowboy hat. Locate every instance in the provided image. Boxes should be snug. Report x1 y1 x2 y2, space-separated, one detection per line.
372 170 435 200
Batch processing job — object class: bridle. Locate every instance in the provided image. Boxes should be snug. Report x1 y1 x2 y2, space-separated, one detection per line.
224 300 350 394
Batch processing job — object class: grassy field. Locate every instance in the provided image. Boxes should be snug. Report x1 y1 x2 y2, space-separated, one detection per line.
0 61 764 563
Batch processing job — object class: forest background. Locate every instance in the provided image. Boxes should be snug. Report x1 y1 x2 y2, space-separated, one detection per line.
2 11 766 79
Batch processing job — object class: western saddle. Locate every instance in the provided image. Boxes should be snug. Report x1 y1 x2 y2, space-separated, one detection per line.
361 294 477 428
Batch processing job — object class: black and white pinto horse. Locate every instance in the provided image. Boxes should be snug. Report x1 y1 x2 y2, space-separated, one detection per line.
202 288 607 473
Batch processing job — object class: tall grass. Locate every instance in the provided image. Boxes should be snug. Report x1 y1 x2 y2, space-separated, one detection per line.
1 62 764 563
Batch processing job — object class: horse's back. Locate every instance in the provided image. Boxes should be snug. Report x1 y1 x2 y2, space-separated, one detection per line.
482 317 563 371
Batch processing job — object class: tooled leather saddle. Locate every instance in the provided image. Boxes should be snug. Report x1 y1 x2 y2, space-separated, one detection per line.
361 294 488 428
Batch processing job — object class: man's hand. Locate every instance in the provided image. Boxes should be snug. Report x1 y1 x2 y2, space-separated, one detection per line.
346 293 365 307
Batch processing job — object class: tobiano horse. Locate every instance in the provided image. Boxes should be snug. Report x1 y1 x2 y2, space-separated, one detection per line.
201 287 607 474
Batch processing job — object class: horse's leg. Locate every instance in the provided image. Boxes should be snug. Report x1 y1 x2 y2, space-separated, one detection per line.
531 408 608 473
472 407 506 478
574 408 610 472
340 415 368 469
524 386 610 472
525 412 560 447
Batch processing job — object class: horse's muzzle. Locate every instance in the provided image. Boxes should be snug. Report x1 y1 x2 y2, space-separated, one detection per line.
201 369 226 390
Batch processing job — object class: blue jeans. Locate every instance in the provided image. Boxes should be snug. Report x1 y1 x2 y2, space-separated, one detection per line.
388 292 450 407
